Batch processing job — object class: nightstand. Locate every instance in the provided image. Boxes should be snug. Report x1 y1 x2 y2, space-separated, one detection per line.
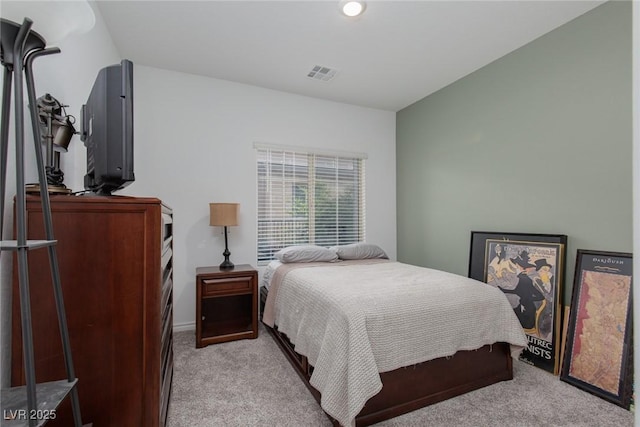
195 264 258 348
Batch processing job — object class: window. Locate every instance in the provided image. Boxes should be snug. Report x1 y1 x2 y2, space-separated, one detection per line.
256 144 366 264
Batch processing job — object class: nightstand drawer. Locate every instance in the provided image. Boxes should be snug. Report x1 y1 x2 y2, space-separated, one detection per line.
202 276 252 296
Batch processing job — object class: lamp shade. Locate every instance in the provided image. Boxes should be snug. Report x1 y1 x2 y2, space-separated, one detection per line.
209 203 239 227
51 117 75 152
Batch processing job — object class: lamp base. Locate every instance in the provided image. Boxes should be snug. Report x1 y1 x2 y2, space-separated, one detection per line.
25 183 72 194
219 227 234 269
219 259 234 270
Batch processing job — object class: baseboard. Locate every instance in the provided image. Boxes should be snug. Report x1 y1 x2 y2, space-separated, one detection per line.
173 321 196 333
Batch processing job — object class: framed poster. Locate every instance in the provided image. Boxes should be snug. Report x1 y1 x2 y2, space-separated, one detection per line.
561 250 633 409
469 231 567 374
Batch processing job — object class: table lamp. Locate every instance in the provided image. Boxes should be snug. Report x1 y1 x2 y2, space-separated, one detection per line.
209 203 239 269
33 93 76 194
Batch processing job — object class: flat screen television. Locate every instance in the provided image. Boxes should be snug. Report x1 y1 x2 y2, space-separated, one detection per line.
80 59 134 195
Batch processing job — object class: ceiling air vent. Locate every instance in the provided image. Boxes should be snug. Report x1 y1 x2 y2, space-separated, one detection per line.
307 65 338 82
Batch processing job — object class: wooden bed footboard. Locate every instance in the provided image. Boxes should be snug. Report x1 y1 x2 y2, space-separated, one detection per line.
260 286 513 426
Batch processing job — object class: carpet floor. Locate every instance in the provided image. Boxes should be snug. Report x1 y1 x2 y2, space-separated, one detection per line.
167 324 633 426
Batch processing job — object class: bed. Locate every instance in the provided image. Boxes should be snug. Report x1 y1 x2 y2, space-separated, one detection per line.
260 252 528 427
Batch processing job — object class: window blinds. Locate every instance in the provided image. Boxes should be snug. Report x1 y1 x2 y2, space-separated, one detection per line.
256 144 366 264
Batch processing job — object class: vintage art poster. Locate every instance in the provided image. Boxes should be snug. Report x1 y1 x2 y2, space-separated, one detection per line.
561 250 633 409
469 232 567 374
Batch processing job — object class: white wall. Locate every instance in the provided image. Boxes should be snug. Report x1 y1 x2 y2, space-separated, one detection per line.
124 66 396 329
0 5 120 387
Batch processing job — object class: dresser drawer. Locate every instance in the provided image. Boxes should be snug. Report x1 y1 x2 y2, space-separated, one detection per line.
202 276 252 296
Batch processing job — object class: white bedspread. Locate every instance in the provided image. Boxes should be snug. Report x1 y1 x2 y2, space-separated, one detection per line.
263 261 527 427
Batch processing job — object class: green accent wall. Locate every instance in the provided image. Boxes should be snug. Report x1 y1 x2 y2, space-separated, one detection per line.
396 1 632 303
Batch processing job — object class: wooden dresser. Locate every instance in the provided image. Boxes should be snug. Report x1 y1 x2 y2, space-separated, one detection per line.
11 195 174 427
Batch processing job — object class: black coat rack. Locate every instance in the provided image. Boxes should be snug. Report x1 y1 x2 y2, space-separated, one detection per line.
0 17 82 427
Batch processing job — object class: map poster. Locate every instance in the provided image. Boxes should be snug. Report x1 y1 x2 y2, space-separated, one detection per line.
561 250 633 409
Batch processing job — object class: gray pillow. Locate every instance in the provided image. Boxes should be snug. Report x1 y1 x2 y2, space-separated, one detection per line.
274 245 339 263
331 243 388 260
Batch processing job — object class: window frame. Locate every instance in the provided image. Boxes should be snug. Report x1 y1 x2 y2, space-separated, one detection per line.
255 143 366 265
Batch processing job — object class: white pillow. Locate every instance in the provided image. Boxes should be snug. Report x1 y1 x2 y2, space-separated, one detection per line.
331 243 388 260
274 245 339 263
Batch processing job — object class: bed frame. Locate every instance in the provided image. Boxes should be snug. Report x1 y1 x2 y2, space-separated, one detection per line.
260 287 513 426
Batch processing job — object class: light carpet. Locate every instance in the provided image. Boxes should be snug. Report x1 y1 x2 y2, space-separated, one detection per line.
167 324 633 427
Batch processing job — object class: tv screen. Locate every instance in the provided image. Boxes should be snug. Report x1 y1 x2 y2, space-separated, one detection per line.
81 59 134 195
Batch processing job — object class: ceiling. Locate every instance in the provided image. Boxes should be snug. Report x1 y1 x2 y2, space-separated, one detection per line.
96 1 605 112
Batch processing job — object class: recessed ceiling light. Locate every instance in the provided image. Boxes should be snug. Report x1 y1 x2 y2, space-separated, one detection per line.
340 1 366 18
